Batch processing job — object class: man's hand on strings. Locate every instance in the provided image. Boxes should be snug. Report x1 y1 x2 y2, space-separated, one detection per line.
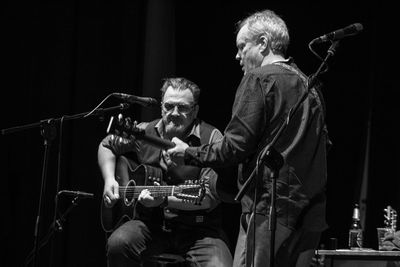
103 178 119 208
138 182 164 208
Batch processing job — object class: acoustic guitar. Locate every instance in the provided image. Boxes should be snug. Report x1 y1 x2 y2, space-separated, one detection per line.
100 156 205 233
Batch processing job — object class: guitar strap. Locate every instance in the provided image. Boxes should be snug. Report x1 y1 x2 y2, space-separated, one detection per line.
273 62 331 151
273 62 326 121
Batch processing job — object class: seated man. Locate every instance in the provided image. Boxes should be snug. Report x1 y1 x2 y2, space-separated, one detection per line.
98 77 233 267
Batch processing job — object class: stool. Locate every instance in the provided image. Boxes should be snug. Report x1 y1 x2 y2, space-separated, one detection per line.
142 253 187 267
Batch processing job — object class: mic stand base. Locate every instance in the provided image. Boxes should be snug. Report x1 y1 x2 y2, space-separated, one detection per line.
25 196 84 266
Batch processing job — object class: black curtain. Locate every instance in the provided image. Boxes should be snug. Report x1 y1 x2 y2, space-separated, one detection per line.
1 1 176 266
1 1 398 266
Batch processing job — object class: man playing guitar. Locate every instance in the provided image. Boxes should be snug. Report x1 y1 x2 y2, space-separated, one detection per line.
98 77 233 267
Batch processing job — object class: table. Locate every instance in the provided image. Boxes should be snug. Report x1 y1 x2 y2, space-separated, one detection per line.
315 249 400 267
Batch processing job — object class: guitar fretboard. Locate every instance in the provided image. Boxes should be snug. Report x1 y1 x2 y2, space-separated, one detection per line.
118 185 180 198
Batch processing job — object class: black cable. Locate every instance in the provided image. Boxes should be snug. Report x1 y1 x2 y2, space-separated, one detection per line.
308 40 329 75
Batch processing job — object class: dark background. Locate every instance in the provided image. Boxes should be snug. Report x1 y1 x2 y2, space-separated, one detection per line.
1 1 398 266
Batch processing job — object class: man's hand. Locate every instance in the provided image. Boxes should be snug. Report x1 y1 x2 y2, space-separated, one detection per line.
138 182 164 207
167 137 189 159
103 178 120 208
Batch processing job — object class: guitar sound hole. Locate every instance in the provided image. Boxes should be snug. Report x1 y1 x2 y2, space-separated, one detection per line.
124 179 136 206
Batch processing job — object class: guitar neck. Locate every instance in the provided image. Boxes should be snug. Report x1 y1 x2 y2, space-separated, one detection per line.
119 185 177 199
107 115 175 149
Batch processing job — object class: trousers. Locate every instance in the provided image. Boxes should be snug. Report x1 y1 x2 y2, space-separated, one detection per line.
233 212 321 267
107 219 232 267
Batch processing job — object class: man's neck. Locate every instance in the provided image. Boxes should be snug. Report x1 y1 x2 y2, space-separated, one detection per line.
261 53 286 66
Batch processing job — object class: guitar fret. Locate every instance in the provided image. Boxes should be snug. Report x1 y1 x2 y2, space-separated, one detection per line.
119 186 176 198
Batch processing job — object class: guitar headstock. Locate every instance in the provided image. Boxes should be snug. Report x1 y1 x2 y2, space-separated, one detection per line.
106 114 144 139
174 180 206 205
384 205 397 231
106 114 175 149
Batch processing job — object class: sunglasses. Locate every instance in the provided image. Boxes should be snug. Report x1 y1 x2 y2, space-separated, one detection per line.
162 102 194 114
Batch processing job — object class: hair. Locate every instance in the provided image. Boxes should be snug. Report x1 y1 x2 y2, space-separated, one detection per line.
160 77 201 104
236 9 290 56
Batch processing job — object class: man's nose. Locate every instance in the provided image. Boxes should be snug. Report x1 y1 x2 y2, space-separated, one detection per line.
171 106 180 115
235 51 241 61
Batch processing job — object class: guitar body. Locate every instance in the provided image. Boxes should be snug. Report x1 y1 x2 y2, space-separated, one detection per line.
100 156 163 233
100 156 205 233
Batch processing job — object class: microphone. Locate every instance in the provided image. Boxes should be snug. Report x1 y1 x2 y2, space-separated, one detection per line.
58 190 94 199
312 23 363 43
113 93 158 107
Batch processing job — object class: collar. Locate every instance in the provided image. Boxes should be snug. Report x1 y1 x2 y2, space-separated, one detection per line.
273 56 293 65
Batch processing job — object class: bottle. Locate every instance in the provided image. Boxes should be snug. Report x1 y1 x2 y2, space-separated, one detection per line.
348 203 363 249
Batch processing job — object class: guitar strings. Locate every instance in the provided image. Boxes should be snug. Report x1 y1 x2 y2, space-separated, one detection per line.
117 185 199 191
116 186 201 198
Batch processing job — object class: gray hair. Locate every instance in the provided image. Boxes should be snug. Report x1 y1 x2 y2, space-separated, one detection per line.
237 9 290 56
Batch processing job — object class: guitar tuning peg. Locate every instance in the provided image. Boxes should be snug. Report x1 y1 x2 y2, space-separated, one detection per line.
117 113 124 124
122 132 129 139
124 117 132 129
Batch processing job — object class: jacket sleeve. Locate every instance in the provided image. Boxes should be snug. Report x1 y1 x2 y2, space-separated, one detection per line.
185 73 268 168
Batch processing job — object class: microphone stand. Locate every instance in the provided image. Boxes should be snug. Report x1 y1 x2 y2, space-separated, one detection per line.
24 194 89 266
234 40 340 267
2 103 129 267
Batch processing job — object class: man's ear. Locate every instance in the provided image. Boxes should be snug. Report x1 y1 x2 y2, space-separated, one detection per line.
259 36 269 54
193 104 199 118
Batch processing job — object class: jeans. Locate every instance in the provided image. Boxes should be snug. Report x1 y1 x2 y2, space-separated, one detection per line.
107 219 232 267
233 212 320 267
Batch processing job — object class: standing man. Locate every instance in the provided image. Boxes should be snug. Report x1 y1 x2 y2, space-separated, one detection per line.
168 9 329 267
98 77 232 267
